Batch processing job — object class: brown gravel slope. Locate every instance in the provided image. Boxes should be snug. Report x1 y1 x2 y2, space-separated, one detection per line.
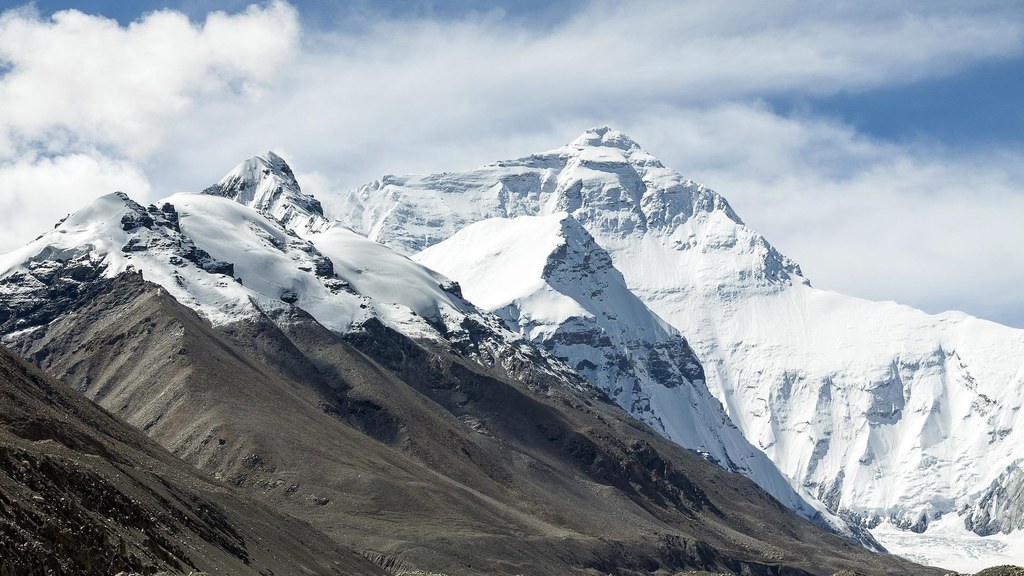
0 341 384 576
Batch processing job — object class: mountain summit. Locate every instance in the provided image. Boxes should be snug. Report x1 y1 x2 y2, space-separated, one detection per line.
566 125 642 150
340 127 801 287
203 151 329 234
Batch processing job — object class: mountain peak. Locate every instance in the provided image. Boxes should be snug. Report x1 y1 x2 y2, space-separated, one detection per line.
567 126 641 151
203 151 328 234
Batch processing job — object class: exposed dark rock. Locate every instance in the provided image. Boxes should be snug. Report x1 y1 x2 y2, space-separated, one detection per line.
962 463 1024 536
0 249 111 335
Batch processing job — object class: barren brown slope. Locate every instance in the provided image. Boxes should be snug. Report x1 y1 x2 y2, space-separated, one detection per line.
0 342 385 576
9 273 940 576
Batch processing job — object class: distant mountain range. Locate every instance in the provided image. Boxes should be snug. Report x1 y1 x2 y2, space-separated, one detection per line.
1 126 1019 573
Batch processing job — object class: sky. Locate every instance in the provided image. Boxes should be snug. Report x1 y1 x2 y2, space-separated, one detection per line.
0 1 1021 327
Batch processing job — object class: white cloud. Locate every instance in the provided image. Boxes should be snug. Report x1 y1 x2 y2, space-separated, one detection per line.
0 1 298 158
138 0 1024 191
0 153 151 247
0 0 1021 325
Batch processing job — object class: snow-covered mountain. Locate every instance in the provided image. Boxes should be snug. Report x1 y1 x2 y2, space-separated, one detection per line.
414 211 831 524
417 212 708 438
0 150 855 538
339 126 1024 567
1 151 942 575
4 136 1020 568
0 156 585 394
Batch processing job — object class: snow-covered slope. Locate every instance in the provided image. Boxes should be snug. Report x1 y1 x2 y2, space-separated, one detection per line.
0 191 391 336
0 193 252 331
0 159 585 397
415 212 835 525
338 127 1024 561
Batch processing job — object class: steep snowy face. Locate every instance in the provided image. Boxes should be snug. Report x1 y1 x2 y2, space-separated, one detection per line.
340 127 1024 551
203 152 330 235
671 280 1024 540
416 213 708 439
414 213 838 527
962 460 1024 536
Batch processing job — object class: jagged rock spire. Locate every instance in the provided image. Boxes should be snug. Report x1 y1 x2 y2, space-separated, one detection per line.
203 151 329 234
